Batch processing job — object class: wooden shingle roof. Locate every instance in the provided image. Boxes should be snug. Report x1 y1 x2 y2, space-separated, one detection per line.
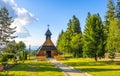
38 38 57 51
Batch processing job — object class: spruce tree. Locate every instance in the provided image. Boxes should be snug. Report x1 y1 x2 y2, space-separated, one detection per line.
105 0 115 33
71 33 82 57
106 19 120 60
56 30 64 53
71 15 81 34
0 7 16 49
67 15 82 57
116 0 120 20
56 15 82 57
82 12 92 58
104 0 116 55
83 13 104 61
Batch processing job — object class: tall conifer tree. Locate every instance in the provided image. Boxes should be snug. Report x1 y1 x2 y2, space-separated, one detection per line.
56 15 82 57
0 7 16 49
105 0 115 33
83 13 104 61
116 0 120 20
106 19 120 60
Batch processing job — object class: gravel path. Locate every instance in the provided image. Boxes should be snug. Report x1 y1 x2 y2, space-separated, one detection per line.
48 59 92 76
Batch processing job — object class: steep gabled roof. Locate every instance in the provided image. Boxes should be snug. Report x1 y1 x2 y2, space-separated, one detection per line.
41 38 57 50
37 38 57 55
43 38 54 46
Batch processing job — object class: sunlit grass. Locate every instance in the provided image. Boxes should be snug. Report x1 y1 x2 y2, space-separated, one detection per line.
60 58 120 76
0 60 64 76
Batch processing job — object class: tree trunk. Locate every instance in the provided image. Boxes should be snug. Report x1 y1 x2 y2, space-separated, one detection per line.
94 54 97 61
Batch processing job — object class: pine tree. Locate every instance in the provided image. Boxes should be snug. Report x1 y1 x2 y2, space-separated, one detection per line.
105 0 115 33
83 13 104 61
104 0 116 54
116 0 120 20
56 15 82 57
0 7 16 49
106 19 120 61
56 30 64 53
71 33 82 57
16 41 26 61
71 15 81 34
67 15 81 35
67 15 82 57
83 12 92 58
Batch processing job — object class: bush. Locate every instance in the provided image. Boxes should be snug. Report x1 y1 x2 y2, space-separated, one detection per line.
23 51 27 60
0 55 8 68
19 51 27 60
1 55 8 62
6 53 14 59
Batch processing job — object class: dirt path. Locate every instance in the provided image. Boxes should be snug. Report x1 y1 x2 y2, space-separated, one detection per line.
48 59 92 76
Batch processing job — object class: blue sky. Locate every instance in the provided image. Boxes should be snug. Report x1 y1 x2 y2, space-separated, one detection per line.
0 0 116 49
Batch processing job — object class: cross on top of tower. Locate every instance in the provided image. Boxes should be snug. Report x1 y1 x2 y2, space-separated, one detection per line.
47 24 50 29
45 24 52 40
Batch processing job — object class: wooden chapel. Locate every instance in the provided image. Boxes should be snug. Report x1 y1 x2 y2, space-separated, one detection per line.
36 25 58 59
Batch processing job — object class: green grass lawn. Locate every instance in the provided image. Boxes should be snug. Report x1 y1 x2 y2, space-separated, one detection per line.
0 60 64 76
60 58 120 76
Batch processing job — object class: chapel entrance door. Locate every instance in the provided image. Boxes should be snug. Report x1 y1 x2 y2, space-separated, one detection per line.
46 51 51 58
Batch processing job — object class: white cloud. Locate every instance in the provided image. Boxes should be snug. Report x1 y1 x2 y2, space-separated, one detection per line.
1 0 37 38
15 26 30 38
0 0 39 47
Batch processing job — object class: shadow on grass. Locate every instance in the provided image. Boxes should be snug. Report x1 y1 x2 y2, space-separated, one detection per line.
63 61 120 66
79 68 120 72
62 60 120 73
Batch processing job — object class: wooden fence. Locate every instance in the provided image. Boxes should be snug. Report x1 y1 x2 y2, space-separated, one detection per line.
36 56 46 61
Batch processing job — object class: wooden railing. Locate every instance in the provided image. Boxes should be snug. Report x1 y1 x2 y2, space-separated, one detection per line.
54 55 64 60
36 56 46 61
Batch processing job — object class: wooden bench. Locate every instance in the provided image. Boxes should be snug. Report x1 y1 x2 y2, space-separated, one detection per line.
54 55 64 60
36 56 46 61
0 66 3 72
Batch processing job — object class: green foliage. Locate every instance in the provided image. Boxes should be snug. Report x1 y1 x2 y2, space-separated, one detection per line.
108 49 115 61
56 30 64 53
16 41 26 61
0 7 16 47
0 55 8 68
2 41 17 54
105 0 115 21
83 13 105 61
0 55 8 62
106 19 120 60
56 15 82 57
116 0 120 20
104 0 116 53
6 53 14 59
105 0 116 35
1 41 27 62
61 58 120 76
70 15 81 34
16 41 26 52
71 34 82 57
23 51 27 60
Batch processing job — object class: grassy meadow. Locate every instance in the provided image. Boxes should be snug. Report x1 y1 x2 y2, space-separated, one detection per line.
60 58 120 76
0 60 64 76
